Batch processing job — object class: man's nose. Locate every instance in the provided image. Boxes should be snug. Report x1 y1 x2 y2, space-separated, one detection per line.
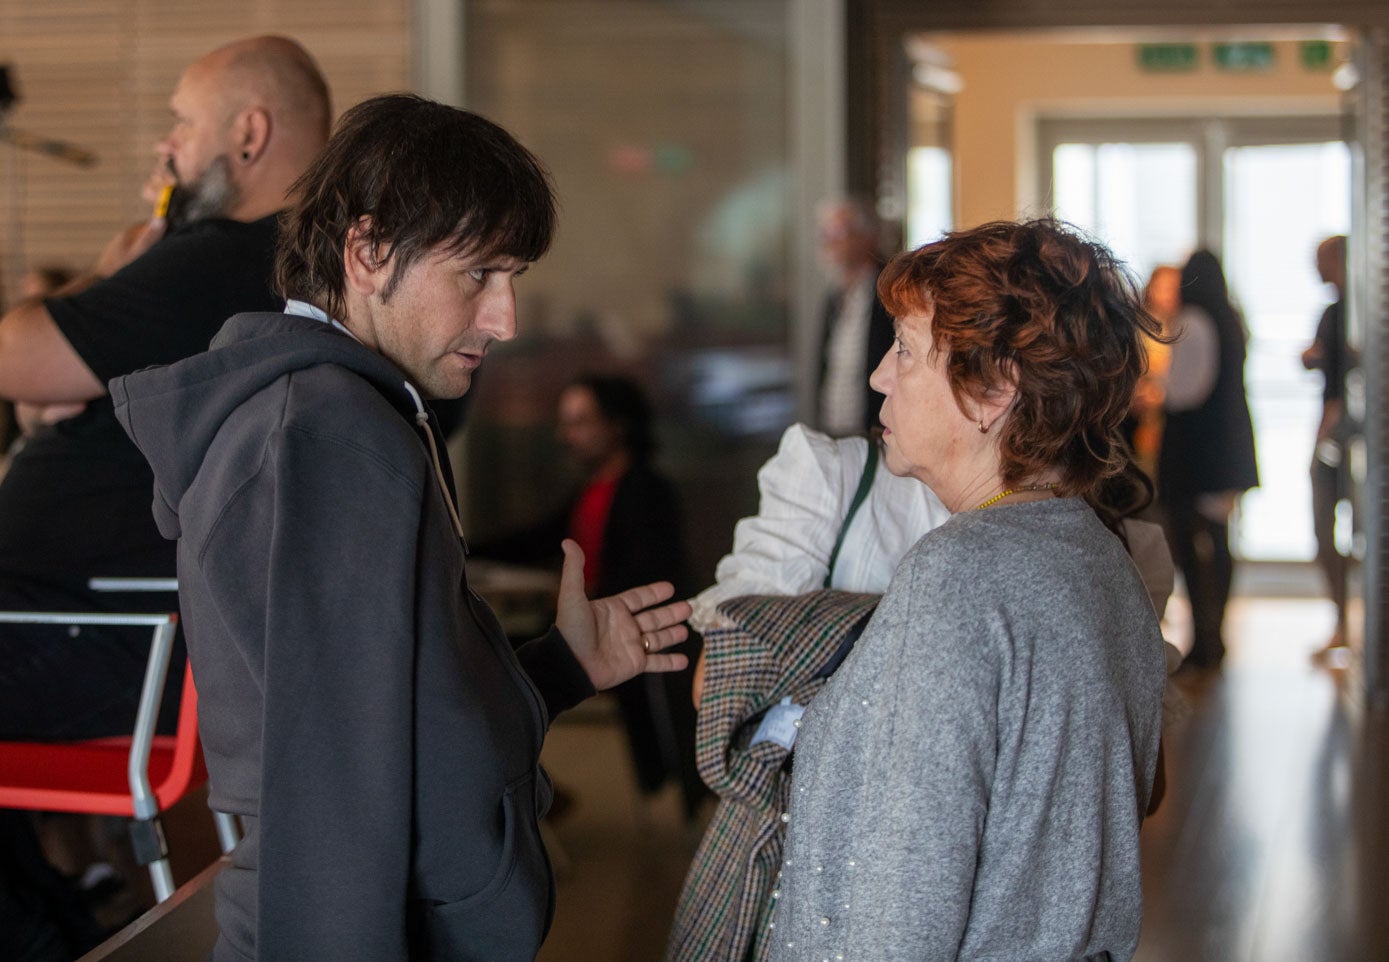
479 282 517 342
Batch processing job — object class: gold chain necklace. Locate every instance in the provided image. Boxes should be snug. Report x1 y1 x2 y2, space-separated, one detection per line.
973 482 1058 512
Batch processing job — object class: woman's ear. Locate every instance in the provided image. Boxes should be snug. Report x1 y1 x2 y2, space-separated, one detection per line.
343 217 385 297
973 360 1019 433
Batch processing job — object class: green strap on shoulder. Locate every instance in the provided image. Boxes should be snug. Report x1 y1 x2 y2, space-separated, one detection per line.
823 439 879 589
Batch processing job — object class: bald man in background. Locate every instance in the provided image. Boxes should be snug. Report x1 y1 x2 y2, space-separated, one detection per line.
0 35 331 744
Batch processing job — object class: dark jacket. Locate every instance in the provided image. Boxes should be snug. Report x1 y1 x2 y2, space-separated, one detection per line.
111 311 593 961
476 464 703 806
1159 306 1259 498
818 271 894 433
477 463 687 598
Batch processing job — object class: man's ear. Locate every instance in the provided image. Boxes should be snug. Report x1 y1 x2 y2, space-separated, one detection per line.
343 218 385 298
232 107 271 165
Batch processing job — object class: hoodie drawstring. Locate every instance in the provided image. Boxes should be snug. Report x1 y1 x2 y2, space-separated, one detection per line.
401 381 467 543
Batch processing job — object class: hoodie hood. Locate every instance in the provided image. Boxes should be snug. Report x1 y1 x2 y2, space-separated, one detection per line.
111 311 428 541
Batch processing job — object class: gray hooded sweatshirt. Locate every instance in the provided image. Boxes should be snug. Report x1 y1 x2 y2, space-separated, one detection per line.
112 311 594 962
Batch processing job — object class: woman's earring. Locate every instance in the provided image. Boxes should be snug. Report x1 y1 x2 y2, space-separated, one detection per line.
978 419 988 434
241 151 251 161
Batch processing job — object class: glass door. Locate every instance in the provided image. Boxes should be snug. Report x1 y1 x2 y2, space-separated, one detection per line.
1222 141 1351 559
1041 116 1349 562
1051 140 1200 281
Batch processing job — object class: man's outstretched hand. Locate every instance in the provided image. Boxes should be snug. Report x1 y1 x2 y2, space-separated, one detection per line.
554 539 690 691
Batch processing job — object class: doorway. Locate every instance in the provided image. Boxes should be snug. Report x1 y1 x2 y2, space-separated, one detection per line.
1038 116 1351 562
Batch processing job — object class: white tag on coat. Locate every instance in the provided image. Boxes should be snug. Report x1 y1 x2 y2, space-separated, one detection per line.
751 697 805 751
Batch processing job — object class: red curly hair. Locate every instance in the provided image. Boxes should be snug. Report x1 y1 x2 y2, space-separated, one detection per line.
877 218 1158 498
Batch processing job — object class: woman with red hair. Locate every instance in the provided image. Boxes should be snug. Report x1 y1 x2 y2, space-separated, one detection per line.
768 219 1167 961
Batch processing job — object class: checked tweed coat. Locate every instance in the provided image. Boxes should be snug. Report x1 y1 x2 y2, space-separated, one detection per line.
666 589 879 962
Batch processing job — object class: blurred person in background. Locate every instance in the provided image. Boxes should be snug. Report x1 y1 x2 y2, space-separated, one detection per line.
0 33 331 742
18 267 77 300
1126 264 1180 478
1158 250 1259 671
815 198 894 437
477 374 705 815
1302 234 1353 659
0 36 331 961
1 266 77 459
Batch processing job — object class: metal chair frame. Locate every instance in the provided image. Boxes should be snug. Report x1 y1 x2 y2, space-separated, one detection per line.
0 578 237 901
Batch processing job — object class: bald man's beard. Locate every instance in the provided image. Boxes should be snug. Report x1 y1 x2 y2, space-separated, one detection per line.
166 154 240 226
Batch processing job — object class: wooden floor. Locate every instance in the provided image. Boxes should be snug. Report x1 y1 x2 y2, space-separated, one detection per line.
538 582 1389 961
1135 593 1389 962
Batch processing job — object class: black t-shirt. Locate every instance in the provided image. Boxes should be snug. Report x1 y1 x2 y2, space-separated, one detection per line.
0 215 281 595
1314 299 1345 405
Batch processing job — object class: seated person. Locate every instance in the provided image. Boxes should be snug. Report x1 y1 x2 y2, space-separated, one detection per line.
479 374 704 814
0 35 331 742
0 37 331 962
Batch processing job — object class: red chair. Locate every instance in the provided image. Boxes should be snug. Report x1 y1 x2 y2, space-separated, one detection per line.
0 595 237 901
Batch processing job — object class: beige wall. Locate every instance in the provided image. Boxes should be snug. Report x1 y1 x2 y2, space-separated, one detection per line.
927 32 1349 227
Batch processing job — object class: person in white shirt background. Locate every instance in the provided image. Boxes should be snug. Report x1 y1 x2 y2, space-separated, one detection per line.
815 199 895 438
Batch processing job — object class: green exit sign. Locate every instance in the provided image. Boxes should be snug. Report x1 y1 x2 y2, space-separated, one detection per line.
1137 44 1198 72
1213 42 1275 72
1301 40 1333 71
